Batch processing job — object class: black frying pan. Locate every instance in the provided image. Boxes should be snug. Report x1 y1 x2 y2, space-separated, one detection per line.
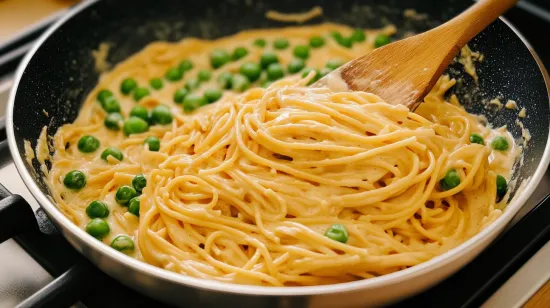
2 0 550 307
10 0 550 194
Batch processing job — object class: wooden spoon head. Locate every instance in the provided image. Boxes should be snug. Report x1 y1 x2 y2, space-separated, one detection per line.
313 32 459 110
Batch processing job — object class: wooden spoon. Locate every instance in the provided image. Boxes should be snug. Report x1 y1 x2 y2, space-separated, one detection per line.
314 0 518 110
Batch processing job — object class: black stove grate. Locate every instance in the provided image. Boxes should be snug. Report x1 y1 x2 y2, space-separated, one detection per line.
9 192 550 308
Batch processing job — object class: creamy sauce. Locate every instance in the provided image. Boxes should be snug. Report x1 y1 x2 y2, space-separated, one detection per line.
516 119 532 148
92 43 111 73
313 70 349 92
32 23 522 286
35 127 51 176
403 9 429 21
488 98 503 110
519 107 527 118
505 99 518 110
24 139 35 168
458 45 483 82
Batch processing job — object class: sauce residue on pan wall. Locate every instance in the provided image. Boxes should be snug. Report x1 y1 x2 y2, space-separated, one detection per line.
92 43 111 73
266 6 323 23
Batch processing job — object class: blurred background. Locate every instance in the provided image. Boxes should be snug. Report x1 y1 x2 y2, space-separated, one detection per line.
0 0 78 44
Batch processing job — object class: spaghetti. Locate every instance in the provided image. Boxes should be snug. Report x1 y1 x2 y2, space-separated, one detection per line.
45 23 519 286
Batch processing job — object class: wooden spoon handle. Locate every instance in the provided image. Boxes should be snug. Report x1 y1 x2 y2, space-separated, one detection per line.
439 0 518 47
317 0 518 109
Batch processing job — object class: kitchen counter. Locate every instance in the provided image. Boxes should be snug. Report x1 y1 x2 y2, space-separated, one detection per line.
0 0 78 45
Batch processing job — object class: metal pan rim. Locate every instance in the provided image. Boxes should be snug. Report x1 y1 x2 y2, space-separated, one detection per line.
6 0 550 297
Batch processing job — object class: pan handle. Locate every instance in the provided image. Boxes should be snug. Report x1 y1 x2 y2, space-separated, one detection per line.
0 183 93 308
0 183 39 243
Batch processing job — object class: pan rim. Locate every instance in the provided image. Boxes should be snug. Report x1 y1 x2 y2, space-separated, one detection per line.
6 0 550 297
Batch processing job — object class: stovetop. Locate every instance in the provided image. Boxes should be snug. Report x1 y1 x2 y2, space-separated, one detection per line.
1 1 550 307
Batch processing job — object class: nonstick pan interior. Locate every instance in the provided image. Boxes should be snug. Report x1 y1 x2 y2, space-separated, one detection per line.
9 0 550 229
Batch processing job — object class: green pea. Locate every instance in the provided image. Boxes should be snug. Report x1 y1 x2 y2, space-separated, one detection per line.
144 136 160 151
173 88 189 104
309 36 325 48
101 147 124 162
337 37 353 48
101 96 120 113
63 170 86 190
165 67 183 81
110 235 134 251
178 59 194 72
293 45 310 60
104 112 123 130
218 72 234 89
253 38 266 48
267 63 284 81
232 47 249 61
86 200 110 219
350 29 366 42
132 174 147 193
128 197 140 217
331 31 343 40
496 175 507 200
77 135 100 153
440 169 461 191
186 79 201 91
123 117 149 135
151 105 173 125
120 78 137 95
129 106 149 122
204 88 223 103
470 133 485 145
302 68 320 85
326 59 345 70
260 52 279 69
240 62 262 82
324 224 348 243
210 49 230 69
115 185 137 205
273 38 289 50
197 70 212 82
149 78 163 90
97 89 113 104
183 94 208 113
232 74 250 92
85 218 110 239
374 34 392 48
261 80 273 88
287 58 305 74
332 32 352 48
491 136 509 151
133 87 150 102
